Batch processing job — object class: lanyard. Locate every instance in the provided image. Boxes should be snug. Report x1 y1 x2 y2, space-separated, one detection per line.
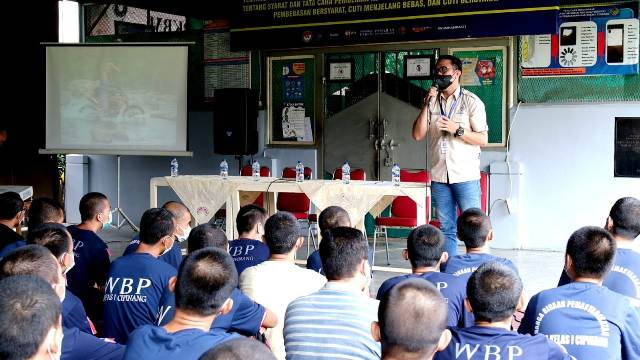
438 90 464 119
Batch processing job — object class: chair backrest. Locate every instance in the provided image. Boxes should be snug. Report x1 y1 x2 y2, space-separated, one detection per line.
277 166 312 213
333 167 366 181
240 165 271 177
391 169 430 219
282 166 312 180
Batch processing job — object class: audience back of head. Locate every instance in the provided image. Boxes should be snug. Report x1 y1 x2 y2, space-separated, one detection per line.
376 279 449 360
608 197 640 240
27 223 72 259
264 212 300 255
199 337 276 360
0 275 62 360
175 248 238 316
0 191 24 222
27 197 64 230
566 226 616 280
187 224 228 253
236 204 267 235
467 261 523 323
318 206 351 232
139 208 175 245
407 224 446 268
456 208 492 248
0 245 60 285
319 227 368 280
79 192 109 223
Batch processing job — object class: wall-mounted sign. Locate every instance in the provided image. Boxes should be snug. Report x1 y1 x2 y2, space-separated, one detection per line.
328 61 354 82
405 55 434 80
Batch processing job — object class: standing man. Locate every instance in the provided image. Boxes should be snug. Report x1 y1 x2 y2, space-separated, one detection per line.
412 55 488 256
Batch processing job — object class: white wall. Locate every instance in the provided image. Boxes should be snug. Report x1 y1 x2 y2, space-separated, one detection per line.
489 103 640 251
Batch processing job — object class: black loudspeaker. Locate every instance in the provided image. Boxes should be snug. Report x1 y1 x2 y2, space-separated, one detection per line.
213 88 258 155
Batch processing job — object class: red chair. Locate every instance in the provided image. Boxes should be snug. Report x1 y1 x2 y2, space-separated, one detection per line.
277 166 313 255
428 171 489 229
240 165 271 207
373 169 431 266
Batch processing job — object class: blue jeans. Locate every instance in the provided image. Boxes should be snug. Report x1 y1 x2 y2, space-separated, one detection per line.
432 180 481 256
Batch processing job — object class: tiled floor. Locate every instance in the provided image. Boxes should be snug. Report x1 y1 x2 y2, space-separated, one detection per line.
102 226 564 303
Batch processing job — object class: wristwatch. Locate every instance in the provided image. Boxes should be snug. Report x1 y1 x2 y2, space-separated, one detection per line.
454 126 465 137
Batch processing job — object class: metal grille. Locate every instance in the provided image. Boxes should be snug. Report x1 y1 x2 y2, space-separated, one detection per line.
85 4 186 36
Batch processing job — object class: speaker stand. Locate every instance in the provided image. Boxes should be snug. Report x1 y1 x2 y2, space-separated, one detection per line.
112 155 139 232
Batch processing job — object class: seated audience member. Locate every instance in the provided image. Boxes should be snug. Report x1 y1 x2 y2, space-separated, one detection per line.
66 192 113 323
0 191 26 258
0 245 125 359
377 224 468 327
372 279 451 360
285 227 380 359
161 223 277 336
557 197 640 300
0 275 63 360
103 208 177 344
240 212 327 360
27 223 93 334
199 337 276 360
519 226 640 359
122 201 190 270
441 208 518 280
436 262 569 360
124 248 238 359
27 197 65 230
229 205 270 275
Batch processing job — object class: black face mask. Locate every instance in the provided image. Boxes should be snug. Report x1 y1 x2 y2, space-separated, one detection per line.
434 75 454 91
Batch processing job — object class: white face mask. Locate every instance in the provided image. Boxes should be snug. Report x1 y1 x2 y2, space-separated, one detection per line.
177 225 191 242
100 211 113 231
160 236 175 256
62 252 75 275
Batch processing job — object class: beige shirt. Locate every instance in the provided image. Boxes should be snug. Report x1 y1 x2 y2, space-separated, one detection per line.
426 86 488 184
239 260 327 360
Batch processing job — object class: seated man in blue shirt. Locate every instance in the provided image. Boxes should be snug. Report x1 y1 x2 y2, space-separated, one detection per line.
229 205 270 275
66 192 113 326
0 245 125 360
103 208 177 344
441 208 518 281
437 262 569 360
0 191 26 258
27 223 94 334
122 201 190 270
372 279 451 360
519 226 640 359
557 197 640 301
124 248 239 359
377 224 469 327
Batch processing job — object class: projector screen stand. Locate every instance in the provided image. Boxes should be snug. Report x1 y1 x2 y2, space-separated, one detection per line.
113 155 139 232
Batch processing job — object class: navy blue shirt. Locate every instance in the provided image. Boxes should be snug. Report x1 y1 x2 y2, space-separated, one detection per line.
229 238 270 275
558 248 640 300
307 249 374 275
123 325 238 360
376 271 470 328
66 226 111 318
0 239 25 258
441 253 519 281
436 326 570 360
122 235 183 271
63 290 93 334
0 223 24 256
62 326 125 360
103 253 176 344
519 282 640 360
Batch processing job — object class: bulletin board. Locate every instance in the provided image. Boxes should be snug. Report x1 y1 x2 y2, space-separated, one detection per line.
450 46 508 147
267 55 315 145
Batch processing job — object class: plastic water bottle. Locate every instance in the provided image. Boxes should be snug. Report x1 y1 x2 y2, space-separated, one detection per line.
220 159 228 179
170 158 179 177
252 160 260 181
392 163 401 186
341 162 351 184
295 161 304 183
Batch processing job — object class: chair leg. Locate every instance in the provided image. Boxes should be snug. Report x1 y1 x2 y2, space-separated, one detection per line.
307 224 312 257
372 227 377 267
384 228 390 265
311 223 318 250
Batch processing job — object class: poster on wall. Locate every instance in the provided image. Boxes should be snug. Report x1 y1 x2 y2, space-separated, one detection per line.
521 1 639 76
204 20 250 102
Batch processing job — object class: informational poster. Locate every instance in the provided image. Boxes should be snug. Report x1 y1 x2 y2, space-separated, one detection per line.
282 104 306 138
328 62 353 81
521 1 639 76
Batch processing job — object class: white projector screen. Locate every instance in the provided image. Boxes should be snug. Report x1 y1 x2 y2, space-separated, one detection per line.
45 44 189 155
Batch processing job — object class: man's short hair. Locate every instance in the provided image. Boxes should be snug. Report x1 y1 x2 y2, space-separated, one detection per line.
0 245 59 285
318 206 351 232
27 197 64 230
407 225 445 268
0 275 61 360
264 212 300 255
0 191 23 221
436 55 463 71
378 279 448 358
467 262 523 323
609 197 640 240
319 227 368 281
457 208 492 248
199 338 276 360
187 224 228 253
139 208 175 245
79 192 108 222
566 226 616 279
236 204 267 235
175 248 237 316
27 223 72 259
162 201 191 222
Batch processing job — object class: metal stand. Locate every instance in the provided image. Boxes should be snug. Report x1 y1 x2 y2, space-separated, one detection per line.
113 155 139 232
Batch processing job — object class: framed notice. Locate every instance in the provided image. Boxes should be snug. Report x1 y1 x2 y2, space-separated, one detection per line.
328 60 354 82
404 55 435 80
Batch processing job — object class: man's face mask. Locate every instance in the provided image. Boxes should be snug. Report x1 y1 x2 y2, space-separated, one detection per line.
62 251 75 276
177 225 191 242
100 210 113 231
160 235 176 256
434 75 453 91
46 326 63 360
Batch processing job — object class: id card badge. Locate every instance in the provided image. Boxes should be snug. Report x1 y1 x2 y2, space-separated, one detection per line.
440 138 448 154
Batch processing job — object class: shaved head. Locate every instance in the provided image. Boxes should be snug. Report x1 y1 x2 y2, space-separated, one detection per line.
162 201 191 222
